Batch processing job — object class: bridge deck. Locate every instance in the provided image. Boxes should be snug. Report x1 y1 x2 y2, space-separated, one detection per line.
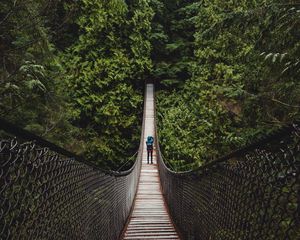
122 84 180 240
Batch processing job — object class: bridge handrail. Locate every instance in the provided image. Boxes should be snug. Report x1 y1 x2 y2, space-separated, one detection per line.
159 121 300 175
0 118 109 172
0 117 142 177
154 85 300 239
0 88 146 239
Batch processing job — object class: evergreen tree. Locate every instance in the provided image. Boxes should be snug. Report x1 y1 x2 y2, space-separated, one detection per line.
62 0 153 168
156 0 300 170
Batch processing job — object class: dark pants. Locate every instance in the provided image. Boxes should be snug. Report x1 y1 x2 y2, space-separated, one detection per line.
147 150 153 164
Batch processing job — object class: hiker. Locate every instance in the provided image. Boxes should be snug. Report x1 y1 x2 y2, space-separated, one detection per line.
146 136 154 164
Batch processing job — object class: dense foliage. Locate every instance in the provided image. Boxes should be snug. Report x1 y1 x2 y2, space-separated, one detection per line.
63 0 153 167
1 0 299 171
155 0 300 170
0 0 152 169
0 0 75 144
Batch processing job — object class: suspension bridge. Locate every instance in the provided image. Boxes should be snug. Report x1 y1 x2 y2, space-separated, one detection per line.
0 83 299 240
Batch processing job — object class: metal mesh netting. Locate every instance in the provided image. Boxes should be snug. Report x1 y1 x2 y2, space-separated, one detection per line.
157 124 300 240
0 138 142 240
0 93 146 240
0 83 150 240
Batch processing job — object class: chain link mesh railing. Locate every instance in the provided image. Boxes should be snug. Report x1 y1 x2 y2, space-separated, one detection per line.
156 123 300 240
0 98 145 240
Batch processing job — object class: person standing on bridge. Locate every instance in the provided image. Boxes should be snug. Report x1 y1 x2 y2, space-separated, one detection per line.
146 136 154 164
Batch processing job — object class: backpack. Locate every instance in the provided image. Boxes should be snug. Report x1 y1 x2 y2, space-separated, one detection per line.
146 136 154 150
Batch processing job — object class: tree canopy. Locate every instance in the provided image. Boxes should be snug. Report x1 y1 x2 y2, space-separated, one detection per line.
1 0 299 170
155 0 300 170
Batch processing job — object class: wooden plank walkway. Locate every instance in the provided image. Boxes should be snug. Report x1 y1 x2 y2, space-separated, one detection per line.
122 84 180 240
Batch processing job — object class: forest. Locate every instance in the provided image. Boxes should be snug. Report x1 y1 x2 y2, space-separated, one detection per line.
1 0 299 171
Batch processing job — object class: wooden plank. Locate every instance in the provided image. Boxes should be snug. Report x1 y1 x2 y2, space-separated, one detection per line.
124 236 179 240
121 84 180 239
